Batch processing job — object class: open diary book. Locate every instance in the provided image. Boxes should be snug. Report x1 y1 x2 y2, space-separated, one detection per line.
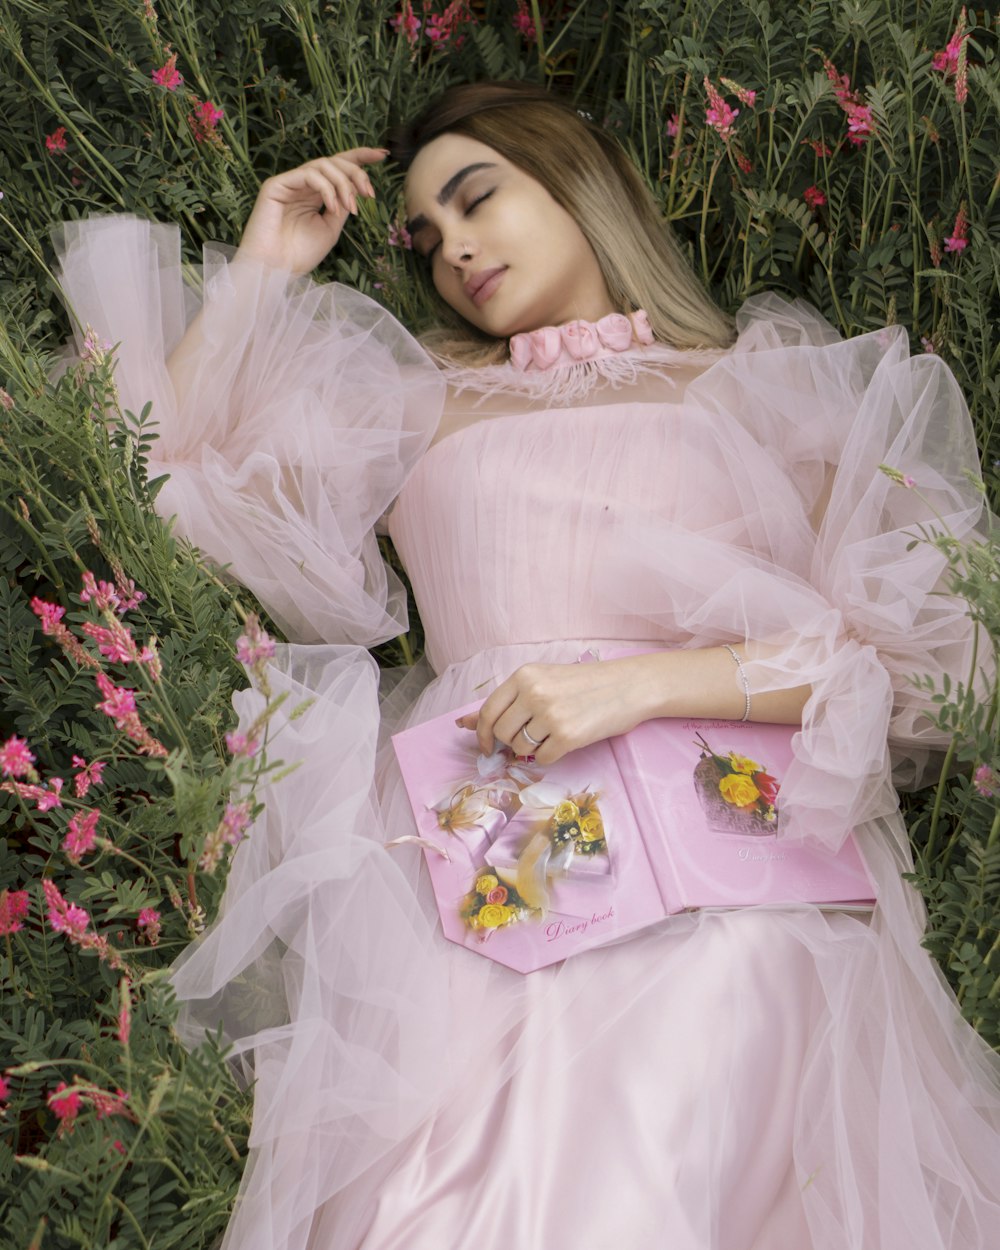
391 700 877 973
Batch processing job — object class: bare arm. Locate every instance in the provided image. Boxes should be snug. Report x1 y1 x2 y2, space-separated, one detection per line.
167 148 388 385
460 642 811 765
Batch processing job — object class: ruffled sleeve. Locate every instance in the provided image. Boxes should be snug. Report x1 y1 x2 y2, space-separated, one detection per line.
599 293 992 850
53 216 445 646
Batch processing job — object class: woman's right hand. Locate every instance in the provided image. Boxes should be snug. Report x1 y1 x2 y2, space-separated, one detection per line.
237 148 389 275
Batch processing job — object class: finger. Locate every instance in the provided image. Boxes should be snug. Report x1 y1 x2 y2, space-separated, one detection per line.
308 164 357 216
475 682 518 755
322 156 375 202
455 713 479 730
299 168 341 218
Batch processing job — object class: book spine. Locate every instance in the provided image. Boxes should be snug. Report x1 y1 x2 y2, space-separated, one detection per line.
606 729 685 914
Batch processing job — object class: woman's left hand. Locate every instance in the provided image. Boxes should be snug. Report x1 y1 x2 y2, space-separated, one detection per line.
457 659 653 765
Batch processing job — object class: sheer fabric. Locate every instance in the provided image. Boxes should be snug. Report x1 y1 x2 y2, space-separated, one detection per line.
55 216 1000 1250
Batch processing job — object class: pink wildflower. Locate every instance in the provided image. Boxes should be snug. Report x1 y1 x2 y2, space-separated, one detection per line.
48 1082 82 1133
824 59 874 146
944 204 969 253
30 596 101 669
137 639 163 680
63 809 100 864
932 9 968 101
512 0 537 41
0 388 13 410
80 570 120 612
388 222 412 249
96 672 137 726
236 615 276 667
43 879 91 940
734 149 753 174
151 52 183 91
973 764 996 798
802 138 833 158
221 801 253 846
0 735 35 778
720 78 757 108
225 730 260 758
83 619 140 664
666 114 681 139
0 1074 10 1102
110 1138 127 1156
3 776 64 811
189 99 224 143
390 0 421 44
804 185 827 210
91 1086 130 1120
920 336 936 354
81 328 112 362
703 78 739 140
113 577 146 614
45 127 67 155
0 889 30 935
72 755 106 798
31 596 66 634
425 1 473 47
137 907 162 945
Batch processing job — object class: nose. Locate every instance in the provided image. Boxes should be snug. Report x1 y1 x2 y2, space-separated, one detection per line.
440 228 476 269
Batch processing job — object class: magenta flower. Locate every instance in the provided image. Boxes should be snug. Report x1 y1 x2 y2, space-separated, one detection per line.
137 907 162 946
824 59 874 146
388 222 413 249
63 809 100 864
703 78 739 139
0 1074 10 1103
666 114 680 139
973 765 996 798
804 185 826 210
512 0 537 41
4 776 65 811
43 879 90 940
83 619 140 664
118 985 131 1046
932 9 968 101
72 755 106 798
31 596 66 634
0 889 30 936
48 1081 82 1133
802 138 833 158
0 735 35 778
225 731 260 758
45 126 68 155
151 52 183 91
944 205 969 253
424 1 473 47
95 672 138 726
80 569 144 614
189 99 224 143
390 0 421 44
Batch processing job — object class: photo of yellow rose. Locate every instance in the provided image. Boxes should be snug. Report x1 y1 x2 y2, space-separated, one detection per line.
719 772 761 808
478 904 511 929
579 812 605 842
553 800 579 825
475 873 499 895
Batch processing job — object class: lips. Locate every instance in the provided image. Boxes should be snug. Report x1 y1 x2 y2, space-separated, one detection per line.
465 266 506 307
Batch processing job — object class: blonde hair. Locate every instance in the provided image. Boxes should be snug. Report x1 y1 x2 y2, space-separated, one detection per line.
389 81 735 366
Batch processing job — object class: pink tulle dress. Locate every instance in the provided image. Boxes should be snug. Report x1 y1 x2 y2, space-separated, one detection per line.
55 217 1000 1250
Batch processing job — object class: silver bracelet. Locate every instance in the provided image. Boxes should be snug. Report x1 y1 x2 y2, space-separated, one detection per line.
723 644 751 722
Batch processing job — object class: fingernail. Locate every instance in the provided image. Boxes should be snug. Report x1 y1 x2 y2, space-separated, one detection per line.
454 717 464 727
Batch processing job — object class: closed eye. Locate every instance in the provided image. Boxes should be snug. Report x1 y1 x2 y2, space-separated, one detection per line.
423 190 496 263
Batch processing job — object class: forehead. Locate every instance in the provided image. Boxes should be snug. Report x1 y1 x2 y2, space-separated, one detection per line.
404 133 506 212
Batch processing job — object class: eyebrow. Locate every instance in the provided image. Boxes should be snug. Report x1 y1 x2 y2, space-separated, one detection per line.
406 162 497 240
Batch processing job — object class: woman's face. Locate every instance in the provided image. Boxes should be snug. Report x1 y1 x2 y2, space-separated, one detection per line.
404 133 615 339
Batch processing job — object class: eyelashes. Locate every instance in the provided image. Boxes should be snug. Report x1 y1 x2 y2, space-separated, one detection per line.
422 189 495 262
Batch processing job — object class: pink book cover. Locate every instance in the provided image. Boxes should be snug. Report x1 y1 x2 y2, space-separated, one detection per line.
391 702 876 974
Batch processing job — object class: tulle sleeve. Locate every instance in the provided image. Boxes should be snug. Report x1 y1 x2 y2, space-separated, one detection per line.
52 216 445 646
601 294 993 850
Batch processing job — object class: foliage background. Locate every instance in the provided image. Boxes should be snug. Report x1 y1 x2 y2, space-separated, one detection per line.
0 1 998 1246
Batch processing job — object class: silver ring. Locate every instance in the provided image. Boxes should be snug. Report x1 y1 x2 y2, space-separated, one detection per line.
520 725 544 748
